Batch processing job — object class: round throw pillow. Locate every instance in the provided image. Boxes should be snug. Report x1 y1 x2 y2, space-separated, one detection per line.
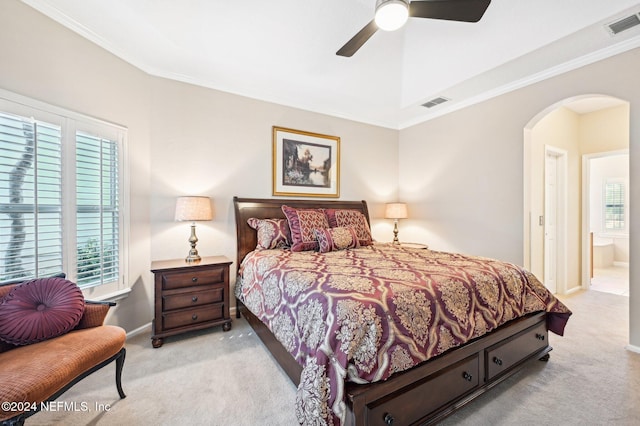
0 277 85 345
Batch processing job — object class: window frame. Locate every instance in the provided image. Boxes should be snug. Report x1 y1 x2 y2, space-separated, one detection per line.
602 177 627 235
0 89 130 301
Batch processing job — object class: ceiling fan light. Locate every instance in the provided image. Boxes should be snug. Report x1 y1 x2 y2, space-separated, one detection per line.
375 0 409 31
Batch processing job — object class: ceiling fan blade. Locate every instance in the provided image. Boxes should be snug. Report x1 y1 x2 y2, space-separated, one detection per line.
409 0 491 23
336 20 378 57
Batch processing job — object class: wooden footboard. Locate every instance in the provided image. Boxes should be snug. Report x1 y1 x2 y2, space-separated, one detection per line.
238 299 550 425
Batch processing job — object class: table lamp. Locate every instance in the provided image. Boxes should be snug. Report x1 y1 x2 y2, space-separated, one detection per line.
385 202 408 245
174 196 213 262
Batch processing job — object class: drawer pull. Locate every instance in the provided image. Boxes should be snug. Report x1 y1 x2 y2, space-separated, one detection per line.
191 277 198 283
462 371 473 382
192 314 198 321
493 356 503 366
192 296 198 302
383 413 394 425
536 333 545 341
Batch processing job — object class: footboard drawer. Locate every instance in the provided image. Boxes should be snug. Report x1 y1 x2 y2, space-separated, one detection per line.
486 321 548 380
367 355 479 426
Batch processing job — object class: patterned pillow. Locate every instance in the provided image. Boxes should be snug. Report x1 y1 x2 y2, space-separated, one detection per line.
324 208 373 246
0 277 85 345
282 205 329 252
314 227 360 253
247 217 291 250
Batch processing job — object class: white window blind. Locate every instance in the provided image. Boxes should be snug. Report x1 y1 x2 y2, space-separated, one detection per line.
0 113 63 281
75 132 120 287
604 181 625 231
0 93 128 298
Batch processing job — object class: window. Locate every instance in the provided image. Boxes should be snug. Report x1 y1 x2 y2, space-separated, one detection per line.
0 114 63 280
0 93 128 299
603 180 625 231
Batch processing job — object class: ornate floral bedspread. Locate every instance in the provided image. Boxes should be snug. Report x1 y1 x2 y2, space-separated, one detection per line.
236 244 571 425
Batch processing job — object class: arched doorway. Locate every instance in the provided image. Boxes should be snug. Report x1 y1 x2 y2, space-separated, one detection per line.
523 94 630 295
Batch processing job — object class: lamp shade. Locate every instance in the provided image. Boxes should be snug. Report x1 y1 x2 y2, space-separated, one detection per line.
385 202 408 219
174 196 213 222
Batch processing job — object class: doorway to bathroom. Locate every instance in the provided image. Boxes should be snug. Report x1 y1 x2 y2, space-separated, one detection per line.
524 94 630 296
584 152 630 296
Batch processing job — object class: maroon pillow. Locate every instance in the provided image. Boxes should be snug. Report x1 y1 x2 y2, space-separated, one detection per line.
324 208 373 246
314 227 360 253
247 217 291 249
0 277 85 345
282 205 329 252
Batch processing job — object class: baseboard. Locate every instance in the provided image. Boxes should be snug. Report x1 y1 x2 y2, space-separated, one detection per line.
613 261 629 268
564 286 583 295
625 344 640 354
126 322 151 339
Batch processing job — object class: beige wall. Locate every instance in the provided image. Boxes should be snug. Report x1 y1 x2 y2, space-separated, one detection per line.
580 104 630 154
0 0 398 333
147 77 399 275
399 48 640 349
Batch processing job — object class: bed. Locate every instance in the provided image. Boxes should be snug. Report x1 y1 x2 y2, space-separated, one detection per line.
233 197 571 426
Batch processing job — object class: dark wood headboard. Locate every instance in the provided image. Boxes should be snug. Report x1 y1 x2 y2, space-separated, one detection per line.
233 197 370 268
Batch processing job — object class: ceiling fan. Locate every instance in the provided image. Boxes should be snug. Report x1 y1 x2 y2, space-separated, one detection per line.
337 0 491 57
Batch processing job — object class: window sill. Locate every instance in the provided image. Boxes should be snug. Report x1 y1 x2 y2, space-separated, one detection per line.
83 286 131 303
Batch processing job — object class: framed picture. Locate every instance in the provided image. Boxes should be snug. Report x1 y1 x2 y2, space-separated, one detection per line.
272 126 340 197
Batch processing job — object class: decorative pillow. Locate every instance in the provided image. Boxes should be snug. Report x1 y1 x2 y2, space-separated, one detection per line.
282 205 329 252
247 217 291 250
314 227 360 253
324 208 373 246
0 277 85 345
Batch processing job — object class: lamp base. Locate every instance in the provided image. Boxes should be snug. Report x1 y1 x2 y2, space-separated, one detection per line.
392 219 400 245
185 252 201 263
185 223 202 263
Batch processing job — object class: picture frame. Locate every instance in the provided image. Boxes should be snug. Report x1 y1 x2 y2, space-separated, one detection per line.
272 126 340 197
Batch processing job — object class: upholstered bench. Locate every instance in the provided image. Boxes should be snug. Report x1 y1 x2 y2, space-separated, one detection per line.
0 277 126 426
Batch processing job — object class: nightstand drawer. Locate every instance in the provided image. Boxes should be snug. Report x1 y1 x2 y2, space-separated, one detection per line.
163 287 224 311
162 267 225 290
162 304 223 330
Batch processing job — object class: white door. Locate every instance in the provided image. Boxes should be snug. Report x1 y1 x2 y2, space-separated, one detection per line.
544 152 558 294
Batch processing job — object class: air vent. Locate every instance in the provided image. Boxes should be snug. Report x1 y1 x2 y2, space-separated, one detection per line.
606 13 640 35
422 97 450 109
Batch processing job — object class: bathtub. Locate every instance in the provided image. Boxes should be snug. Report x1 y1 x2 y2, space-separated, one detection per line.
592 237 614 268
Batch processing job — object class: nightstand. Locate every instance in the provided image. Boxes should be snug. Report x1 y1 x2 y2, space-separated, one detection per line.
150 255 232 348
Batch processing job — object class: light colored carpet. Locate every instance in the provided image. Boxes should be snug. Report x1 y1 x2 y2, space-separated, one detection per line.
32 290 640 425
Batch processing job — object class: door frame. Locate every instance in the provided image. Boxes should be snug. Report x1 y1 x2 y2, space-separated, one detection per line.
581 149 629 289
544 145 568 294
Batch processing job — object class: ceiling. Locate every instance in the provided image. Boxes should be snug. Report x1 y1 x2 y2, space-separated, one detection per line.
22 0 640 129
